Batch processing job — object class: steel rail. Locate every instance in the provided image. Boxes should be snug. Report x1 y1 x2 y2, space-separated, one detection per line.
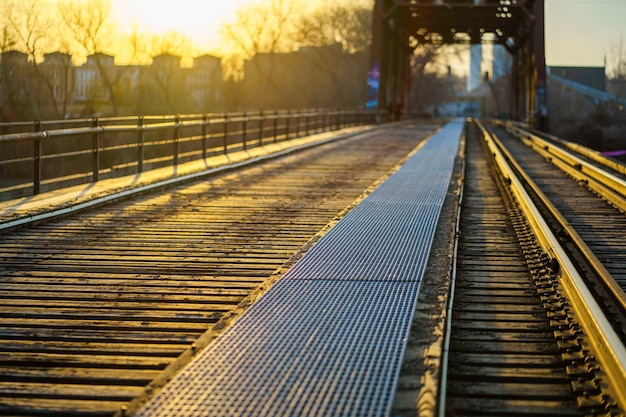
481 122 626 318
475 119 626 409
505 124 626 212
437 150 465 417
498 119 626 177
524 126 626 176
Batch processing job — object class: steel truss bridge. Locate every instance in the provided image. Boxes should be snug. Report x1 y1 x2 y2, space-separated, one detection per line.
371 0 548 129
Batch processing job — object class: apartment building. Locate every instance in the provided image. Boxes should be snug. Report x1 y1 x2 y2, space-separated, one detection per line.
0 50 223 120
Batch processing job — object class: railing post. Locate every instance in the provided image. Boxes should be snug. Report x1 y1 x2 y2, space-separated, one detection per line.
285 110 290 140
173 114 180 167
325 109 330 131
315 110 319 133
242 111 247 151
202 114 208 160
223 113 229 154
33 120 42 195
304 110 309 136
273 110 278 143
92 117 99 183
295 110 300 138
258 110 264 146
137 116 144 173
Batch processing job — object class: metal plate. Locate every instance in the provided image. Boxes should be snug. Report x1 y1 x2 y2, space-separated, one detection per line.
137 119 464 417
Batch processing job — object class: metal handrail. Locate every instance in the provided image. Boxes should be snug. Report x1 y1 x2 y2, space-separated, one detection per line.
0 108 387 198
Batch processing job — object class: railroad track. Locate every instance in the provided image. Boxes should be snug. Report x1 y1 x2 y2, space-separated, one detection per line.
440 120 626 416
0 123 437 417
491 121 626 337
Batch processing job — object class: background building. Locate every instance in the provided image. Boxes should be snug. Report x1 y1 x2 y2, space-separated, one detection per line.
0 50 223 121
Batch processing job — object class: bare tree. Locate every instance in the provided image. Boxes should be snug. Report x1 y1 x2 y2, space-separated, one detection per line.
1 0 60 118
0 0 17 52
220 0 298 85
0 1 17 121
297 0 372 53
58 0 113 57
138 53 191 115
3 0 51 62
59 0 124 115
111 24 151 66
125 31 195 115
293 0 373 107
151 31 196 61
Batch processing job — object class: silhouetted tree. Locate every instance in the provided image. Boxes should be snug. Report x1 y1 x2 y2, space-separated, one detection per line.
138 54 191 114
294 0 373 107
59 0 126 115
220 0 298 91
222 0 373 109
1 0 63 119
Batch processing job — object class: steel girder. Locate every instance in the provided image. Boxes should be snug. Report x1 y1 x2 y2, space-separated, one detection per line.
370 0 547 128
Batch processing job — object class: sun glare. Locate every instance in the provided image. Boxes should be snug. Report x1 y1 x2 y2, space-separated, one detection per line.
112 0 246 50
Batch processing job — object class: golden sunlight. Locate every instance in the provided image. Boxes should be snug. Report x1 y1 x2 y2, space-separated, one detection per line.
111 0 248 50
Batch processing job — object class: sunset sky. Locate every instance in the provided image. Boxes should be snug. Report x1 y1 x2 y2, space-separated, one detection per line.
109 0 626 68
110 0 249 52
545 0 626 67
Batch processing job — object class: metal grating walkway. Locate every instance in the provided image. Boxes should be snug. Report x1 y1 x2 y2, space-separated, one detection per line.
137 119 464 417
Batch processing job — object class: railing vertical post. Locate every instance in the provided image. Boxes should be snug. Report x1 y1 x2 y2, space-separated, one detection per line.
325 109 330 131
202 114 208 160
33 120 42 195
223 113 229 154
304 110 309 136
173 114 180 167
137 116 144 173
285 110 290 140
295 110 300 138
273 110 278 143
92 117 99 183
315 109 324 133
242 112 247 151
258 111 264 146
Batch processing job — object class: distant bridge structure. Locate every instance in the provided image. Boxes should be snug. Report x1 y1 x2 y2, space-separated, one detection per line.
371 0 547 129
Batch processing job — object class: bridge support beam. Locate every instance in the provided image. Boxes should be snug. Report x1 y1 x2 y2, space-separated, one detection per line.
533 0 548 131
371 0 547 129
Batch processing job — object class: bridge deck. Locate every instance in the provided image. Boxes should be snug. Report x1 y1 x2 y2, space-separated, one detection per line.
135 120 463 416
